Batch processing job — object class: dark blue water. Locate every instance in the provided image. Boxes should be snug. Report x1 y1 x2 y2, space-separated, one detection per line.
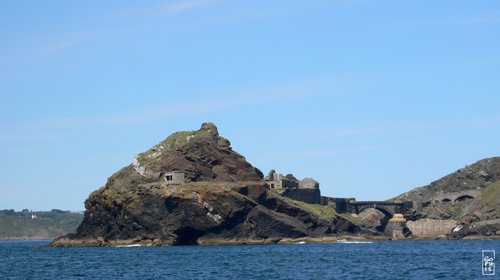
0 240 498 279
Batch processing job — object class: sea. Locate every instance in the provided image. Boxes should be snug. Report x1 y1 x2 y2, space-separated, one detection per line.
0 240 499 279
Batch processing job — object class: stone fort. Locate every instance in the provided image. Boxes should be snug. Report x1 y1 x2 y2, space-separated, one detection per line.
264 169 417 217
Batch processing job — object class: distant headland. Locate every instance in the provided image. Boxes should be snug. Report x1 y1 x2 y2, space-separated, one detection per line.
0 209 83 240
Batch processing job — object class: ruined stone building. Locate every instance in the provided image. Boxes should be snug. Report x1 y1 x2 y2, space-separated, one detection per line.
265 170 299 189
264 170 320 190
264 169 322 204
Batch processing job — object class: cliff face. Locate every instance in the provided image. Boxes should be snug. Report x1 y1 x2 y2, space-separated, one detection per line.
50 123 360 247
51 181 359 246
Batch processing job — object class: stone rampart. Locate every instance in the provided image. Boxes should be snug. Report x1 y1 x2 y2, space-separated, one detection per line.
406 219 457 238
281 189 321 204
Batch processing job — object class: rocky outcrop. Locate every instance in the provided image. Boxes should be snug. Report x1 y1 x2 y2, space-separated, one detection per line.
460 181 500 222
396 157 500 201
450 219 500 239
132 122 263 183
392 158 500 239
48 122 500 244
50 123 362 247
394 157 500 221
449 181 500 239
50 182 360 246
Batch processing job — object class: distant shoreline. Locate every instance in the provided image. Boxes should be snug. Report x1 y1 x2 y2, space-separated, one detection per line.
0 237 55 241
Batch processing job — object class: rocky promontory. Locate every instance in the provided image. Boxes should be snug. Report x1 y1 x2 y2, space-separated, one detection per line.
50 123 500 246
394 157 500 239
50 123 364 246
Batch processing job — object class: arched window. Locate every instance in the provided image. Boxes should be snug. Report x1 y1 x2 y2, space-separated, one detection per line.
454 195 474 203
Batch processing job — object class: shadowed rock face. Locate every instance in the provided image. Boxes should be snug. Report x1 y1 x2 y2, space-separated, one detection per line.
51 182 358 246
50 123 361 247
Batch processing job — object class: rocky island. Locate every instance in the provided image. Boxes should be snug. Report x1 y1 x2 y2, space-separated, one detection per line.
50 123 500 246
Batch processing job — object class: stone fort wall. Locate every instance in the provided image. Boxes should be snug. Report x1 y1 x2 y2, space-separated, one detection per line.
281 189 321 204
406 219 458 238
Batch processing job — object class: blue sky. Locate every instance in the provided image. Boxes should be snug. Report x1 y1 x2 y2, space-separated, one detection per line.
1 1 499 211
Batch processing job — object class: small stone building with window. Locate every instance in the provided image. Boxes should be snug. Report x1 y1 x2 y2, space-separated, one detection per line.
162 171 186 185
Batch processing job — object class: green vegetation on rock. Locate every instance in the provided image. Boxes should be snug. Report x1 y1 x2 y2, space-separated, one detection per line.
294 201 338 221
136 131 194 165
479 181 500 204
136 124 221 166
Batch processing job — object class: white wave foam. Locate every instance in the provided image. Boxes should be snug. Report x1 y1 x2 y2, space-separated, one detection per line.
337 239 372 244
116 244 142 248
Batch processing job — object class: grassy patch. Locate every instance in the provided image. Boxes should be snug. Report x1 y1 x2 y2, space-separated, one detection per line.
292 200 338 221
136 129 218 166
479 181 500 204
303 203 338 220
337 212 358 223
136 131 193 165
168 182 239 192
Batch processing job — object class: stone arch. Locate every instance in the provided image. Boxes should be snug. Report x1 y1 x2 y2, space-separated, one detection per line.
359 206 394 232
442 198 451 203
357 205 394 217
373 207 394 218
454 195 474 203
